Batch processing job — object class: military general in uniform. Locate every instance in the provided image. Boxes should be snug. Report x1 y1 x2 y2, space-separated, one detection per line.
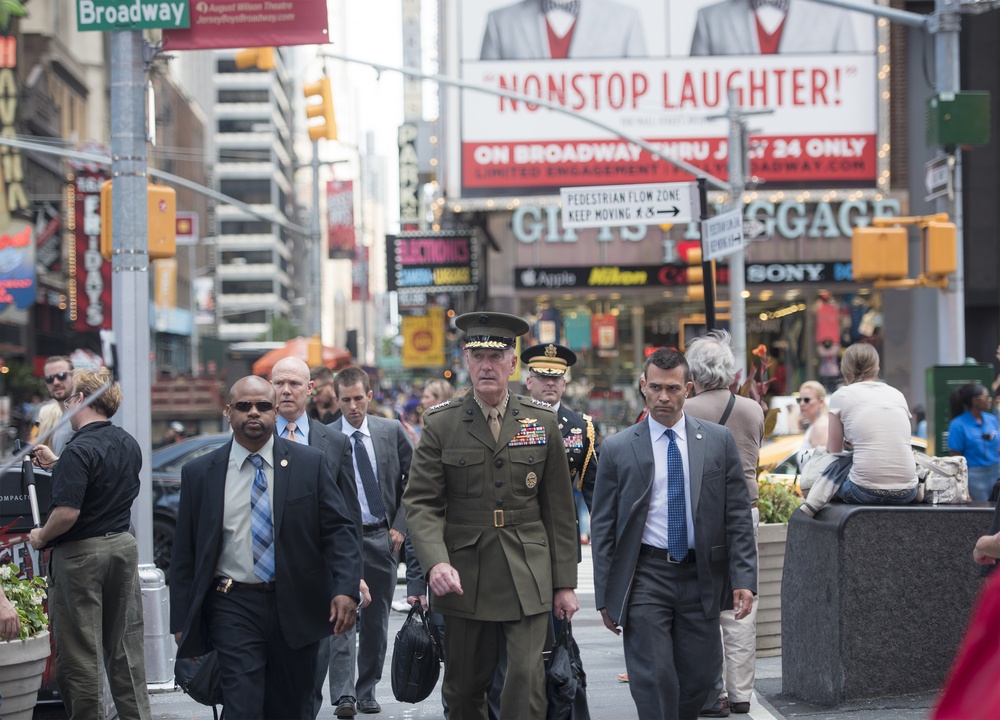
403 312 579 720
521 343 598 512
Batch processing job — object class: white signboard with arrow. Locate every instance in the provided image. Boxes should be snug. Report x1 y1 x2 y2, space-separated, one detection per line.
560 182 698 229
702 209 745 262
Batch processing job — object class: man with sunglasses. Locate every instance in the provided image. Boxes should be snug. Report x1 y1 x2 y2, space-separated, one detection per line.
169 375 362 719
42 355 75 453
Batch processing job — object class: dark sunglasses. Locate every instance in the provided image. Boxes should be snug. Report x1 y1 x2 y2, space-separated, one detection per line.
796 397 813 405
231 401 275 413
44 371 71 384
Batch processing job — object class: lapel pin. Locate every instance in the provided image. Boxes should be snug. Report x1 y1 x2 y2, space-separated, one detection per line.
696 433 703 440
280 459 289 467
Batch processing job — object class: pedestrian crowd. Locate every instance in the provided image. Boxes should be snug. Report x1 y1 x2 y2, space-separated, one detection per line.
3 328 999 720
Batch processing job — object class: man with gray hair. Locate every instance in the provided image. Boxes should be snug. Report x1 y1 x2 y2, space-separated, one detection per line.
685 331 764 717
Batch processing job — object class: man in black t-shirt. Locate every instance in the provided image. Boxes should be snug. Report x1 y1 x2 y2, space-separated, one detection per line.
30 368 151 720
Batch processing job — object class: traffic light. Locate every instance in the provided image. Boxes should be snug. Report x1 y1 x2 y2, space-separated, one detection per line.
303 77 337 141
234 47 275 71
100 181 177 261
685 245 704 301
925 221 957 277
851 226 908 281
307 334 322 367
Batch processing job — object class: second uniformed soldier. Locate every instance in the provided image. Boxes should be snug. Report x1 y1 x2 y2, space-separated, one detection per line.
403 312 579 720
521 343 599 513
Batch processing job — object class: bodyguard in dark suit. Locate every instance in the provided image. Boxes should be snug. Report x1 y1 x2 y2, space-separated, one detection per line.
169 376 362 720
591 348 756 720
521 343 598 511
328 366 413 717
271 357 368 717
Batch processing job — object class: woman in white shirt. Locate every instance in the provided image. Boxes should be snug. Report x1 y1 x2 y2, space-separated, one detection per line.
826 343 918 504
796 381 829 469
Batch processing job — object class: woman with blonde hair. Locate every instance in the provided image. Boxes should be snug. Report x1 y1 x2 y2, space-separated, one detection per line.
32 401 63 443
801 344 918 516
420 378 455 413
796 380 829 468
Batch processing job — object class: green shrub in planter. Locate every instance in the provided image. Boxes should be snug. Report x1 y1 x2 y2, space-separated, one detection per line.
758 481 802 524
0 563 48 640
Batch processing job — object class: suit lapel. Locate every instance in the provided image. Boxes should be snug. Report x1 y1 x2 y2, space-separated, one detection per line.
686 416 706 513
463 395 496 452
309 419 327 452
778 2 811 53
369 417 390 486
272 440 291 537
205 443 230 537
519 3 547 58
728 0 756 54
628 421 656 520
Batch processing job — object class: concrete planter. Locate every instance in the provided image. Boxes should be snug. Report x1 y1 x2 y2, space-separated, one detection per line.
0 630 52 720
756 523 787 657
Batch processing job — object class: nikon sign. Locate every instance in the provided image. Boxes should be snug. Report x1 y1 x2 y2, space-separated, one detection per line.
77 0 190 31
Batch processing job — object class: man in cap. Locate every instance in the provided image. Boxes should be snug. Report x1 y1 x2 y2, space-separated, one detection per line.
521 343 599 513
404 312 579 719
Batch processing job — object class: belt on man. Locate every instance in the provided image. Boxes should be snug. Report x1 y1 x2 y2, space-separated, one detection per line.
639 543 697 564
447 507 542 528
362 520 387 533
217 577 276 592
864 486 915 498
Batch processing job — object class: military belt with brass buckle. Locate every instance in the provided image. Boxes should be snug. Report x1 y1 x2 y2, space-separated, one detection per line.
494 510 505 527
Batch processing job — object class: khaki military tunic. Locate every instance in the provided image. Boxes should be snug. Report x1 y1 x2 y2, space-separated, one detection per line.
403 392 578 621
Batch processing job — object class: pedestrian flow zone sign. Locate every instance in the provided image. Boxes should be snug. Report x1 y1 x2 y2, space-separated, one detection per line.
560 182 697 229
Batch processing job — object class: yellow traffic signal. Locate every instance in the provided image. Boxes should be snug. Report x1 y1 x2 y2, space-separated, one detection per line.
307 334 323 367
851 226 908 281
99 181 177 261
235 47 275 71
686 245 704 301
303 77 337 141
147 184 177 260
925 221 957 277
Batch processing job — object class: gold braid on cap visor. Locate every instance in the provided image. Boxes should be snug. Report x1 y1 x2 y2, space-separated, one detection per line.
465 335 515 349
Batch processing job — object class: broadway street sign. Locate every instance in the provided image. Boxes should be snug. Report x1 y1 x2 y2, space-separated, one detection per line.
77 0 190 31
560 182 698 229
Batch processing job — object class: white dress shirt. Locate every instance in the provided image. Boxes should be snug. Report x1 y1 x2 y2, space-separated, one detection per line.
641 413 696 552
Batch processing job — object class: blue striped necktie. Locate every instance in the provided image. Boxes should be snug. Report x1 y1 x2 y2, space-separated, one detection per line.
665 428 688 562
248 453 275 581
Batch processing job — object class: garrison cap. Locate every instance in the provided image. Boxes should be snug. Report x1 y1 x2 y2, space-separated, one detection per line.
521 343 577 377
455 312 529 350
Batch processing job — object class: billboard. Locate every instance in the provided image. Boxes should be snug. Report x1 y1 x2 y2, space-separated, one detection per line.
386 232 479 293
68 171 113 332
450 0 880 197
162 0 327 51
327 180 355 260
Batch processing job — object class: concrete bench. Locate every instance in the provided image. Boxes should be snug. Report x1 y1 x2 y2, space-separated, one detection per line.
781 502 993 706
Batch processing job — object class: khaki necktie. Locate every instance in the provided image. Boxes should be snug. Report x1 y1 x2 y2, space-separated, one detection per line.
285 421 298 442
488 408 502 442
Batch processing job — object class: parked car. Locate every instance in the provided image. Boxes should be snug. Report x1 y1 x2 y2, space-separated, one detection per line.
151 432 230 574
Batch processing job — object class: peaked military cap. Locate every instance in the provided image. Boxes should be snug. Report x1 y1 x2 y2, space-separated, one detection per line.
455 312 529 350
521 343 577 377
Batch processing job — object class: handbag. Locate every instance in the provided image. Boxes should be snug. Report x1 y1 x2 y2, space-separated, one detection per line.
390 602 442 703
915 454 969 504
175 651 223 719
546 621 590 720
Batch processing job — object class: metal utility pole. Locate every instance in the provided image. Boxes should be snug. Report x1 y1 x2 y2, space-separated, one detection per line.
110 30 152 565
310 139 322 337
110 30 171 686
932 0 965 364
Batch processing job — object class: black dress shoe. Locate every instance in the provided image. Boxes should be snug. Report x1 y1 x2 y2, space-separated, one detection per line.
699 697 731 717
730 700 751 714
357 699 382 714
334 695 357 718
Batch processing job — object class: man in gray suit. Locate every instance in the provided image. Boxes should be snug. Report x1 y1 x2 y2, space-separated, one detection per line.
690 0 857 56
328 366 413 717
591 347 757 720
481 0 646 60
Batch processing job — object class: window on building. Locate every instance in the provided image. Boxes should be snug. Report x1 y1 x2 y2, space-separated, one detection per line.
220 220 273 235
218 89 270 103
218 148 271 163
220 250 274 265
221 280 275 295
220 179 271 205
218 118 269 133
